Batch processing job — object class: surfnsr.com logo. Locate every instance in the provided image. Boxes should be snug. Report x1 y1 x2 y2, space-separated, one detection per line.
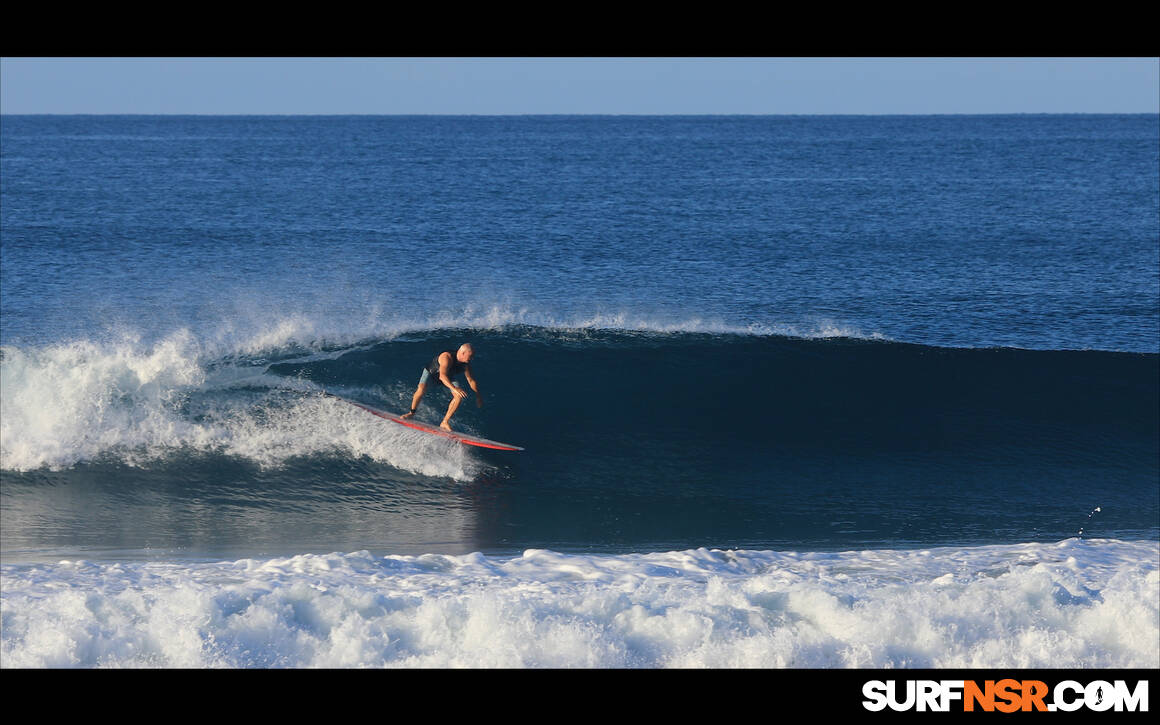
862 679 1149 713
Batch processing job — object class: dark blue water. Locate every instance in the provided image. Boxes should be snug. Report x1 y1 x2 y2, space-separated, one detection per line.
2 115 1157 562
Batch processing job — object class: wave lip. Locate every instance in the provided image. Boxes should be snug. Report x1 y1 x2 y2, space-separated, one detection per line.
1 539 1155 669
415 305 894 341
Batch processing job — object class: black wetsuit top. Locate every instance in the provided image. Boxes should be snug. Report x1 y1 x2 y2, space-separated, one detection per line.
426 351 467 381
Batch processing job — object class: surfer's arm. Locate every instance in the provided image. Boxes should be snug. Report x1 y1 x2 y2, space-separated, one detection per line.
464 365 483 407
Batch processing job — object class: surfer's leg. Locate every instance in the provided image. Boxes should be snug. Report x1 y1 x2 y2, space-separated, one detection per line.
440 383 464 431
402 378 428 419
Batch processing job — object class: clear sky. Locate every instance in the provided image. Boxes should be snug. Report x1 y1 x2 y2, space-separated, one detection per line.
1 57 1157 115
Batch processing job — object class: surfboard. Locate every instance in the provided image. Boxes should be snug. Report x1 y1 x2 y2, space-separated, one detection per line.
324 393 524 451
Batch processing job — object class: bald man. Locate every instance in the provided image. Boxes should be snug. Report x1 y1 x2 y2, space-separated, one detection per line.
400 343 482 431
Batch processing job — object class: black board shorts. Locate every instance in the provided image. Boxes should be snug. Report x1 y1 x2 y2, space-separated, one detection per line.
419 368 462 389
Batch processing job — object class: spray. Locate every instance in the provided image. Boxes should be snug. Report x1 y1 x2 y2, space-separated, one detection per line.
1077 507 1102 537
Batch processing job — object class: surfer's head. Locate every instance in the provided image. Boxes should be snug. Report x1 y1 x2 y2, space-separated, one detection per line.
457 343 475 363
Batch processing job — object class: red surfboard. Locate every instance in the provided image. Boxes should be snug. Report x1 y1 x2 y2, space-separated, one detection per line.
326 393 523 451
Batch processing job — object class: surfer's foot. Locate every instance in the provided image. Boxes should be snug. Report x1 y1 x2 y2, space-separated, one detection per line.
401 410 415 419
440 421 453 432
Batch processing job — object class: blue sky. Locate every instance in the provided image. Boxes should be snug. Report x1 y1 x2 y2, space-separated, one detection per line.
1 57 1157 115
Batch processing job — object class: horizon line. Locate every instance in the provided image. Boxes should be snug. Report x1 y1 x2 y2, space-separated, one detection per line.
4 111 1157 117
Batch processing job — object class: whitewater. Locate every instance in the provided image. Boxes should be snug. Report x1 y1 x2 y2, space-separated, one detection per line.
3 540 1156 669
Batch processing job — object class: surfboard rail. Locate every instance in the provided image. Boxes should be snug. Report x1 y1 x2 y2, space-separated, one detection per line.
324 392 524 451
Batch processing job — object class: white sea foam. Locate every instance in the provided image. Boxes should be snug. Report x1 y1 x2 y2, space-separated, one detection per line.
2 539 1155 669
0 331 210 471
0 331 476 479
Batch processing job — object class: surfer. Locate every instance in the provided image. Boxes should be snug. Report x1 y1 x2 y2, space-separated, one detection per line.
400 343 482 431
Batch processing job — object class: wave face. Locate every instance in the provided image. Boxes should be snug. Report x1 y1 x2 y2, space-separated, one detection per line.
3 325 1156 558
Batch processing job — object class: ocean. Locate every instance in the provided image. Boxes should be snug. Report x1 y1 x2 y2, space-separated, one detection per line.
1 114 1157 669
